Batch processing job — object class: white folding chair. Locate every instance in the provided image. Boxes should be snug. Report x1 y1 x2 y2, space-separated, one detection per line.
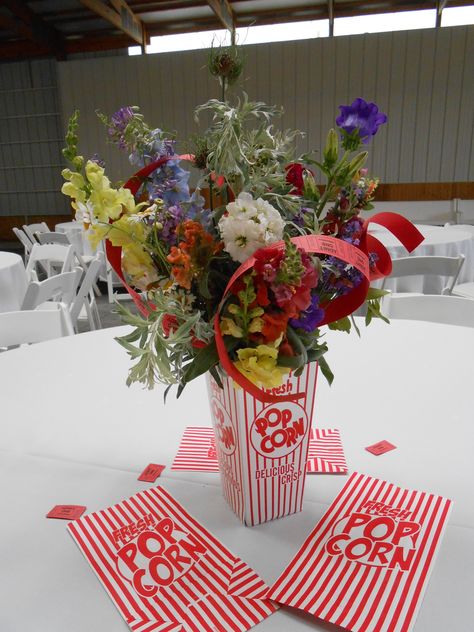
381 255 465 295
70 254 103 331
22 222 50 243
0 303 74 349
25 243 75 282
37 231 101 296
12 227 35 262
383 293 474 328
21 268 83 311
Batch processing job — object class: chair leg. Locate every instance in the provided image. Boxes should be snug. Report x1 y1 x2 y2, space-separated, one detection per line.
85 301 96 331
106 265 114 304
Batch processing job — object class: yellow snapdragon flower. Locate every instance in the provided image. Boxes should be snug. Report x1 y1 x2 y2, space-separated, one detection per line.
234 344 289 389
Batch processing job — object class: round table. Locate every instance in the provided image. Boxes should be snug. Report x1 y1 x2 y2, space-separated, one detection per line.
0 251 27 312
370 224 474 293
55 220 95 256
0 321 473 631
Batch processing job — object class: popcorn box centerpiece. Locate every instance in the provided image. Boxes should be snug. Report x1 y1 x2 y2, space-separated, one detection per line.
206 363 318 526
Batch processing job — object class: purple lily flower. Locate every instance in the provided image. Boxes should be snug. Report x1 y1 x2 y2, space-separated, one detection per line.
336 98 387 144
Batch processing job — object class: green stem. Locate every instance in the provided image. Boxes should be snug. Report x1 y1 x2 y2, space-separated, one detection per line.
315 150 350 219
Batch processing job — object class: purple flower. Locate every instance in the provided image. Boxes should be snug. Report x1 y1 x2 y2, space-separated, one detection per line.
289 294 325 333
336 98 387 144
322 257 364 297
110 106 134 134
339 217 364 246
89 153 105 168
292 206 312 228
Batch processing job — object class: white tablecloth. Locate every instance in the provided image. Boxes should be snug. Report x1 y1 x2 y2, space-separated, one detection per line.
55 220 95 257
1 321 473 631
370 224 474 293
0 251 27 313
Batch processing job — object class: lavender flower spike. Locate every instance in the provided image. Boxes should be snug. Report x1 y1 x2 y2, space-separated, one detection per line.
336 98 387 144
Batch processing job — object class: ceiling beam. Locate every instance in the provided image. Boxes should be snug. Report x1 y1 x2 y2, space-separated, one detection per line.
1 0 65 58
78 0 146 48
206 0 235 32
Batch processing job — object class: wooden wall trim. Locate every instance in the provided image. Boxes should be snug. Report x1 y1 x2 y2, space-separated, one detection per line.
0 214 72 241
375 182 474 201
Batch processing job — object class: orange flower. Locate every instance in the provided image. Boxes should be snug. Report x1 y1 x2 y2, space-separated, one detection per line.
167 220 222 289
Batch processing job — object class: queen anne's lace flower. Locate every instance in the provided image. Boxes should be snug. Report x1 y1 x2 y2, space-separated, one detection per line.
218 192 284 263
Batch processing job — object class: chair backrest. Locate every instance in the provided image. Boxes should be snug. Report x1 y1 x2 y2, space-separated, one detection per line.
0 303 74 349
22 222 50 243
25 243 75 281
69 255 103 325
36 231 70 246
12 227 34 257
384 293 474 328
381 255 465 294
21 268 83 311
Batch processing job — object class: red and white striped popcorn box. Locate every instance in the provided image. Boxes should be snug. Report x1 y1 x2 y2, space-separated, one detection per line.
206 362 318 526
306 428 348 474
68 486 278 632
268 472 452 632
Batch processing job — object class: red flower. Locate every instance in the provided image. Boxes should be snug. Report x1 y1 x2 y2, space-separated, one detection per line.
285 163 305 195
262 311 290 342
256 281 270 307
285 163 314 195
162 313 178 337
322 211 343 236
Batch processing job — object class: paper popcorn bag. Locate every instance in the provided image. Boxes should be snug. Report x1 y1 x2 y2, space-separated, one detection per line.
68 486 277 631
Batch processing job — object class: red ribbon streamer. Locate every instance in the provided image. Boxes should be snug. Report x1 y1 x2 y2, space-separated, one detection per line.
214 215 423 403
104 159 424 402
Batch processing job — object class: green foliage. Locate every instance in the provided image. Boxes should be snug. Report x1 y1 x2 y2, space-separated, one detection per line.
194 94 301 208
62 110 84 171
113 290 214 391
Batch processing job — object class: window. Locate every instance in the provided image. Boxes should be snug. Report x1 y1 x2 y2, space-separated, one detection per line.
442 5 474 27
334 9 437 37
129 20 329 56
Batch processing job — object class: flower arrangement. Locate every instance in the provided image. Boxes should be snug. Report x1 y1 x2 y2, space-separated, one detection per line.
62 78 398 396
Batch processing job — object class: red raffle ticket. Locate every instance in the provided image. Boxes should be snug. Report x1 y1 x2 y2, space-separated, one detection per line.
68 486 277 631
306 428 348 474
138 464 166 482
268 472 452 632
172 426 347 475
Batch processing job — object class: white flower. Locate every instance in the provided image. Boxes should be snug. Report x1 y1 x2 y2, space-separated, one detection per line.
218 192 284 263
74 200 95 226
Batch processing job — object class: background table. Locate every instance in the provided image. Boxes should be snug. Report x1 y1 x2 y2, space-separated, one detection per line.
1 320 473 631
55 220 95 256
0 251 27 312
370 224 474 293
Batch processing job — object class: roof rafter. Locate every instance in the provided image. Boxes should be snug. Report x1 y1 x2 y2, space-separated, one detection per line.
1 0 65 58
77 0 146 48
206 0 235 32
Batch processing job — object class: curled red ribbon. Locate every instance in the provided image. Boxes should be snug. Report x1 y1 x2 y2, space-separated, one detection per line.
105 160 424 402
213 216 423 403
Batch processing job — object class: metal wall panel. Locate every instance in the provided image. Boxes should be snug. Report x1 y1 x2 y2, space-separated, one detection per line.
57 25 474 189
0 59 68 217
1 25 472 221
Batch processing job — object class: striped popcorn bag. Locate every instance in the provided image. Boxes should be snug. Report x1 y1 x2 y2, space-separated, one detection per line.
206 362 318 526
